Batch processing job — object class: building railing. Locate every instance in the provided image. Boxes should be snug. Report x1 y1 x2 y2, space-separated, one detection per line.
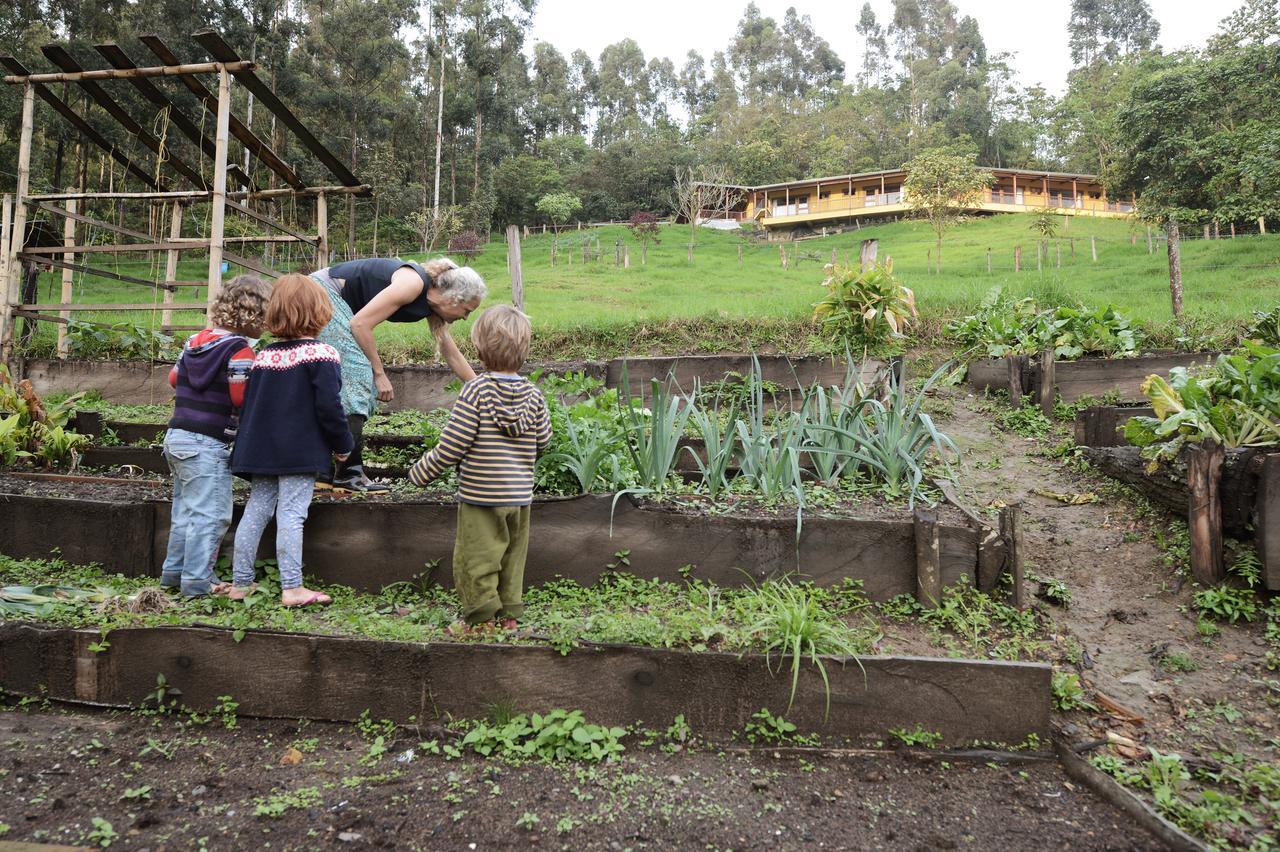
754 187 1134 220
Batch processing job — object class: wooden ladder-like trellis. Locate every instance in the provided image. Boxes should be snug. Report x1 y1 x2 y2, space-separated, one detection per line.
0 30 370 362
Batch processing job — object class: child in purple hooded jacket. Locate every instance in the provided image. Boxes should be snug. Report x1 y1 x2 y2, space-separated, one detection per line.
160 275 272 597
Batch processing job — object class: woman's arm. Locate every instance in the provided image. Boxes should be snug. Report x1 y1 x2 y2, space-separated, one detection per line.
348 267 423 402
428 314 477 382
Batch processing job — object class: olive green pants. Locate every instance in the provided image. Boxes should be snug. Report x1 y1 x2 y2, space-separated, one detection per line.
453 503 530 625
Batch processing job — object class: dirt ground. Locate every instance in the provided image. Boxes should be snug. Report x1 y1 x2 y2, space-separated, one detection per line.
0 705 1163 851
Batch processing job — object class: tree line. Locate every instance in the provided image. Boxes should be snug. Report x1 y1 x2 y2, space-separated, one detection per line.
0 0 1277 257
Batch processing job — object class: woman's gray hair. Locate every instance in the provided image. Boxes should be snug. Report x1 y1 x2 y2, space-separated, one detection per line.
432 261 487 306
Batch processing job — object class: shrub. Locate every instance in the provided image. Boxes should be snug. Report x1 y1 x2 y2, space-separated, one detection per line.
448 229 484 256
812 259 916 351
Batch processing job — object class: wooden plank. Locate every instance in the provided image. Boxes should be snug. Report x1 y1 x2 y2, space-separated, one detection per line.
224 198 318 244
16 254 176 292
1008 355 1024 406
193 30 363 189
1054 353 1219 404
0 86 33 364
138 35 304 190
1 59 252 84
222 234 311 243
1002 504 1025 609
39 44 208 189
28 185 368 202
914 505 942 608
0 56 157 189
1187 440 1226 586
22 242 203 254
31 200 155 242
91 42 254 191
1257 454 1280 591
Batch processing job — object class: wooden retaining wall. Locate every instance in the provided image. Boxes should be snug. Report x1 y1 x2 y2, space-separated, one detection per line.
1074 406 1155 448
24 354 890 412
0 623 1051 746
0 491 992 601
969 352 1218 406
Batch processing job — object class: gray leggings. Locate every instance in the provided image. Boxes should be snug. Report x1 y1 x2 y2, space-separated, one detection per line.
233 475 314 590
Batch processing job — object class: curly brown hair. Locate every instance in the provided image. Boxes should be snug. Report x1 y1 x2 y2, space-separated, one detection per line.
208 274 272 333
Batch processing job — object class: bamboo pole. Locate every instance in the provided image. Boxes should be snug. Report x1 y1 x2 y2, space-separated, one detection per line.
2 61 254 84
56 198 76 357
163 202 184 330
0 84 34 364
206 67 231 312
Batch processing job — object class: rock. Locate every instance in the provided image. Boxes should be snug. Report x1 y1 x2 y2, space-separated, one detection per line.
751 779 769 791
280 747 304 766
338 832 363 842
666 775 684 786
191 785 207 797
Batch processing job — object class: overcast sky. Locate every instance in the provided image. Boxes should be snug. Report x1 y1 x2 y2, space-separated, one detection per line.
528 0 1243 96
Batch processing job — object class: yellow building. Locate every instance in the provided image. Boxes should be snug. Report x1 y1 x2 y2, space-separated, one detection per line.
705 167 1134 235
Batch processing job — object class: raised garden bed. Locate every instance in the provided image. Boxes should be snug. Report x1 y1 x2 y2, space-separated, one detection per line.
1074 405 1156 448
23 353 893 412
968 352 1218 407
0 621 1050 746
0 477 1008 600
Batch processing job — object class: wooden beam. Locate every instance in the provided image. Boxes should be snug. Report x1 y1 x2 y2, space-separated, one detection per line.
221 251 280 280
207 66 231 309
223 198 318 245
2 60 253 84
28 185 369 202
16 254 177 292
0 57 157 189
92 43 254 191
0 86 34 364
221 234 311 243
138 35 305 190
194 30 363 189
56 198 75 357
22 242 204 254
31 200 154 243
19 302 208 311
39 45 208 190
162 202 183 328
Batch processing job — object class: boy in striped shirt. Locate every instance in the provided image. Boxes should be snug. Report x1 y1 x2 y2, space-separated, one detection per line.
408 305 551 629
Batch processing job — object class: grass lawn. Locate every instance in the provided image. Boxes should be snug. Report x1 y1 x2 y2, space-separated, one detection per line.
14 212 1279 361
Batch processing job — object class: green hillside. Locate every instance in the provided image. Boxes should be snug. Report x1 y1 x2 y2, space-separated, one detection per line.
16 213 1279 361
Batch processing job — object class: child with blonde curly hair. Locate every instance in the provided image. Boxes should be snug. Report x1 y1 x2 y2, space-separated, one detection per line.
161 274 272 596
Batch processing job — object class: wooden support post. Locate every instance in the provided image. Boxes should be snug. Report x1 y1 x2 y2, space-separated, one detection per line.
1014 245 1021 272
505 225 523 312
986 246 992 273
1001 504 1026 609
0 83 34 365
1187 440 1226 586
1008 355 1024 407
1090 236 1097 262
914 506 942 608
56 198 76 356
1039 347 1055 418
161 202 184 330
1257 454 1280 591
205 66 232 313
315 193 329 267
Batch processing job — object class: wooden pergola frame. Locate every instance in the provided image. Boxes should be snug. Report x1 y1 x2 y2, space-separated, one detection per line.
0 30 369 362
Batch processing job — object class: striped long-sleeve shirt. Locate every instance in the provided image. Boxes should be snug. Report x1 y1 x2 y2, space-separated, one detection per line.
409 374 552 506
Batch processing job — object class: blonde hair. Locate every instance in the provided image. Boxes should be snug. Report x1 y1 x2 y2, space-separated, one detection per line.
470 305 531 372
208 274 272 332
265 273 333 339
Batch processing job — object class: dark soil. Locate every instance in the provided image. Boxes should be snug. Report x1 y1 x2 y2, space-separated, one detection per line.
0 706 1164 851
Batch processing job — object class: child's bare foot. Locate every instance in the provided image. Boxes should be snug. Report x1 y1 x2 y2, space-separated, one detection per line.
228 583 259 601
281 586 332 608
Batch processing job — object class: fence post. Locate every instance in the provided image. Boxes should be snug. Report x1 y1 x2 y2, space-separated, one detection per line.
927 249 932 273
505 224 523 312
986 246 992 273
1130 232 1137 246
0 195 11 355
56 198 77 357
1008 355 1025 407
1146 227 1153 253
859 238 878 271
1090 236 1097 262
1036 242 1042 272
779 243 787 269
1056 243 1061 268
1187 440 1226 586
737 243 742 264
1213 222 1220 240
1230 222 1236 239
1203 224 1210 240
623 244 629 268
1039 347 1055 418
1014 245 1021 272
830 247 836 265
1260 216 1267 235
0 83 35 365
1001 504 1026 610
1070 238 1075 259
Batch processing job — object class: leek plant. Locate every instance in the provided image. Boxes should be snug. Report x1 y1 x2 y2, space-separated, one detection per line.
684 381 739 500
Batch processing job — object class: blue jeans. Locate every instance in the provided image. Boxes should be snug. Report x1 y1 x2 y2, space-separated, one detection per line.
161 428 233 596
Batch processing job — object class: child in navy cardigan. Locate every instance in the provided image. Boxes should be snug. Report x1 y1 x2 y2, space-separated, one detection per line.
229 274 354 607
160 274 271 597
